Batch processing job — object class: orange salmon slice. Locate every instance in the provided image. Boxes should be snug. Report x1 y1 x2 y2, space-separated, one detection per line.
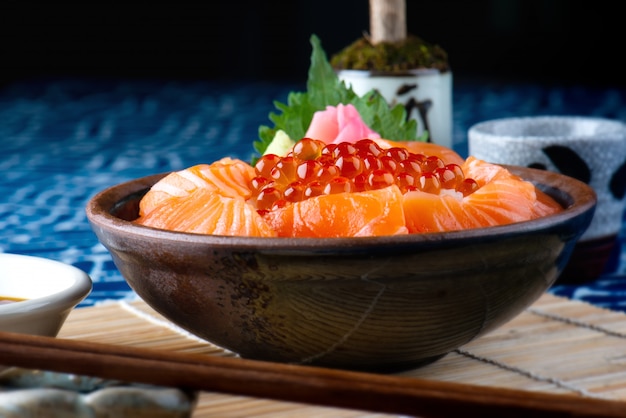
139 157 255 218
136 187 276 237
403 157 557 233
264 186 408 237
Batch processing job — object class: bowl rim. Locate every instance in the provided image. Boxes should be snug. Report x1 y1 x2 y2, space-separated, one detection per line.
0 253 92 315
86 165 597 250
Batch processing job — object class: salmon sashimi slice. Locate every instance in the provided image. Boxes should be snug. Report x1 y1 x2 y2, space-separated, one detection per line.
136 187 277 237
464 156 564 218
462 156 519 186
139 157 255 218
403 180 536 233
264 186 408 237
533 189 566 217
403 157 557 233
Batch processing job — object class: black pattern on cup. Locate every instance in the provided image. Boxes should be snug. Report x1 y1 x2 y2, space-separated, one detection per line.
529 145 592 184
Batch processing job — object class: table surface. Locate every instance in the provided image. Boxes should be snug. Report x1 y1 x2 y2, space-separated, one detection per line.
1 76 624 311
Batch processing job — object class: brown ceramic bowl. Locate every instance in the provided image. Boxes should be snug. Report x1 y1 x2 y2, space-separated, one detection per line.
86 166 595 372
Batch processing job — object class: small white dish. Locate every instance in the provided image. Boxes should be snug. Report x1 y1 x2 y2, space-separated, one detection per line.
0 253 92 337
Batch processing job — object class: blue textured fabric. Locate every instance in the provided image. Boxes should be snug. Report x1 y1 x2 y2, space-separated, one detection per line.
1 77 624 310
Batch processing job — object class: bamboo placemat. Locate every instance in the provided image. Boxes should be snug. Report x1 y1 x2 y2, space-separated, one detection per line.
57 293 626 417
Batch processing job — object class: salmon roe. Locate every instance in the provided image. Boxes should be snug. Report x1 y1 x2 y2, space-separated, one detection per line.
251 138 478 212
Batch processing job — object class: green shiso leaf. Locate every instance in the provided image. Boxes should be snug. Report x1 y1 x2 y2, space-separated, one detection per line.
254 34 424 157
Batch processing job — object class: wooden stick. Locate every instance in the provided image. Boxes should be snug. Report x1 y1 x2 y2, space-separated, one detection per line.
370 0 406 44
0 331 624 417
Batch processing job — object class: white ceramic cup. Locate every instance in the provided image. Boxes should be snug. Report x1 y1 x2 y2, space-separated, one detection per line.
337 69 454 150
468 116 626 282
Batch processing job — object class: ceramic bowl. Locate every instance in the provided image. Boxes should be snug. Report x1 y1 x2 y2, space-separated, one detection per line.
0 253 92 337
86 166 595 372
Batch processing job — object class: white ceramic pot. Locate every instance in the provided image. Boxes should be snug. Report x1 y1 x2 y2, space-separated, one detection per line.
337 69 454 150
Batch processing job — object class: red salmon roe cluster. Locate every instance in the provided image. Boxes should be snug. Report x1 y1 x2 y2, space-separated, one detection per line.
251 138 479 212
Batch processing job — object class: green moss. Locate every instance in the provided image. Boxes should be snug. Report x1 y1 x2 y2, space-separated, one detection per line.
330 35 449 72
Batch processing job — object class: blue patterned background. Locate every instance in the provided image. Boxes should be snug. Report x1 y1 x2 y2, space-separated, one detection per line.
1 77 624 310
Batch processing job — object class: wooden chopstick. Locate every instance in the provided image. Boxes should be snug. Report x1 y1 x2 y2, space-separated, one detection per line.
0 331 624 417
